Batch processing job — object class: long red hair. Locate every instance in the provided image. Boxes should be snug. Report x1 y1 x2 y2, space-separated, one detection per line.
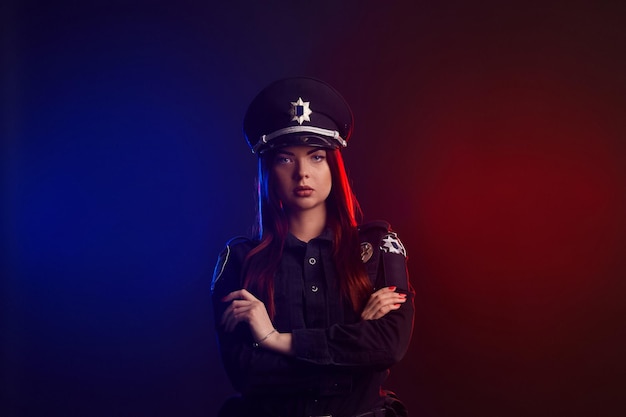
242 148 372 318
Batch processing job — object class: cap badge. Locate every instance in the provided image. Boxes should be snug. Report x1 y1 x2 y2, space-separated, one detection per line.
290 97 312 125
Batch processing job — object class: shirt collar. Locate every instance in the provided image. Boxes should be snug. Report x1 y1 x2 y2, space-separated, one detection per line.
284 227 334 248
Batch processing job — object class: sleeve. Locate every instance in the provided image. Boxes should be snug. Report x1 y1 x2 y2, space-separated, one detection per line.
211 240 332 395
291 229 415 368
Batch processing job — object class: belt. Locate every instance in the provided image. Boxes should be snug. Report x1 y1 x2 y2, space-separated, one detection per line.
309 408 387 417
353 408 387 417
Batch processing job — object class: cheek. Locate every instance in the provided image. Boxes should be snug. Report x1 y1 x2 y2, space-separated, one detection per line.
272 169 291 196
322 167 333 194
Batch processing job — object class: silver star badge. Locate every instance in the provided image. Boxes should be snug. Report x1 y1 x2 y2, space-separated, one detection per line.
380 233 407 257
290 97 312 125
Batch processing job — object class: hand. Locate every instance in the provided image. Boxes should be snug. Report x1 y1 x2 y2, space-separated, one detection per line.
221 289 275 343
361 286 407 320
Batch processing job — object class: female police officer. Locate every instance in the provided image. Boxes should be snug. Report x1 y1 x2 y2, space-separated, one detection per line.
211 77 414 417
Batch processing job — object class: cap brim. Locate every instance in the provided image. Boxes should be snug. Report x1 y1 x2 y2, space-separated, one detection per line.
257 134 339 154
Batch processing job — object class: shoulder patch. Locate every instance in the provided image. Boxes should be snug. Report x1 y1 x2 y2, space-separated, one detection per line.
360 242 374 263
380 232 407 257
359 220 394 264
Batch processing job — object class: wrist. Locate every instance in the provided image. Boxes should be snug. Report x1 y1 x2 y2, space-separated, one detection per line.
253 328 277 348
256 331 294 356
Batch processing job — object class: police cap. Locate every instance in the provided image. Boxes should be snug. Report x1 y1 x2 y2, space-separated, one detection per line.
243 77 353 154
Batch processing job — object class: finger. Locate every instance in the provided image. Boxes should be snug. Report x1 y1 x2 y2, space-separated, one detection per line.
224 310 247 332
222 288 254 302
236 288 259 301
362 295 390 318
375 303 403 319
224 303 243 330
381 296 406 308
221 290 241 302
221 299 250 319
381 293 406 304
362 299 381 317
230 299 253 309
375 286 395 296
361 308 373 320
367 297 395 312
361 300 379 319
377 289 403 299
221 302 248 331
224 316 236 332
222 310 237 332
362 287 404 320
363 300 390 320
374 303 402 319
220 302 236 326
233 303 255 317
226 301 263 330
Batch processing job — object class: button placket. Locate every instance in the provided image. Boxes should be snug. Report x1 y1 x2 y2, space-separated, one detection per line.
303 240 325 328
306 248 319 293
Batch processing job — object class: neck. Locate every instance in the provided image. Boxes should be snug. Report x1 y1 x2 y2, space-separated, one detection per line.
287 205 327 243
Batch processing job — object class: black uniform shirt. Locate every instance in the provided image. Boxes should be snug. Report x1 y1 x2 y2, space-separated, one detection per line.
212 225 414 417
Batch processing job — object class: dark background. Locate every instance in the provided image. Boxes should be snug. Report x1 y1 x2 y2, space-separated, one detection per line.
2 1 625 416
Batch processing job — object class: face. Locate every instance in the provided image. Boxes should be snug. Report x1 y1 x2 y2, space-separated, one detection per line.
270 145 332 214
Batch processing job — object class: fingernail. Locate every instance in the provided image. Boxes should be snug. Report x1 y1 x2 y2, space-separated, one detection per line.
388 286 396 291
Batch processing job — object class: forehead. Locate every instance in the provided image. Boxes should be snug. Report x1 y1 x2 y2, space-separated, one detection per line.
275 145 327 155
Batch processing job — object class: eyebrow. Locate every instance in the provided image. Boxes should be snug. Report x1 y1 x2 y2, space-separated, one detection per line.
276 148 325 156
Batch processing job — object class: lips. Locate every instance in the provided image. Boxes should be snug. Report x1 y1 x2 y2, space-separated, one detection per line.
294 186 313 197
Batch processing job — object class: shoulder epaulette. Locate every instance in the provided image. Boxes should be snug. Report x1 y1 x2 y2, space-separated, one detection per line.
358 220 391 233
211 236 254 292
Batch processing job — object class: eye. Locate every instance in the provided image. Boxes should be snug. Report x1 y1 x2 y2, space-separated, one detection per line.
274 155 292 165
311 152 326 162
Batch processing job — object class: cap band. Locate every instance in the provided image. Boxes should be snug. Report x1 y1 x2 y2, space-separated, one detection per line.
252 125 347 154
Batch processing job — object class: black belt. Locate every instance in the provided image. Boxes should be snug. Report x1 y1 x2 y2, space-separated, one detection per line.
310 408 387 417
353 408 387 417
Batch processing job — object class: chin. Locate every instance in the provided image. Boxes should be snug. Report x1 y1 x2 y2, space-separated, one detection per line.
287 202 324 212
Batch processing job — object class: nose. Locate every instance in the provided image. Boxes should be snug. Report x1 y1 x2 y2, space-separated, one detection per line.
294 159 309 179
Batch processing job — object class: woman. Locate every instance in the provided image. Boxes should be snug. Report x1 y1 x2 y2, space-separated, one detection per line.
211 77 414 417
